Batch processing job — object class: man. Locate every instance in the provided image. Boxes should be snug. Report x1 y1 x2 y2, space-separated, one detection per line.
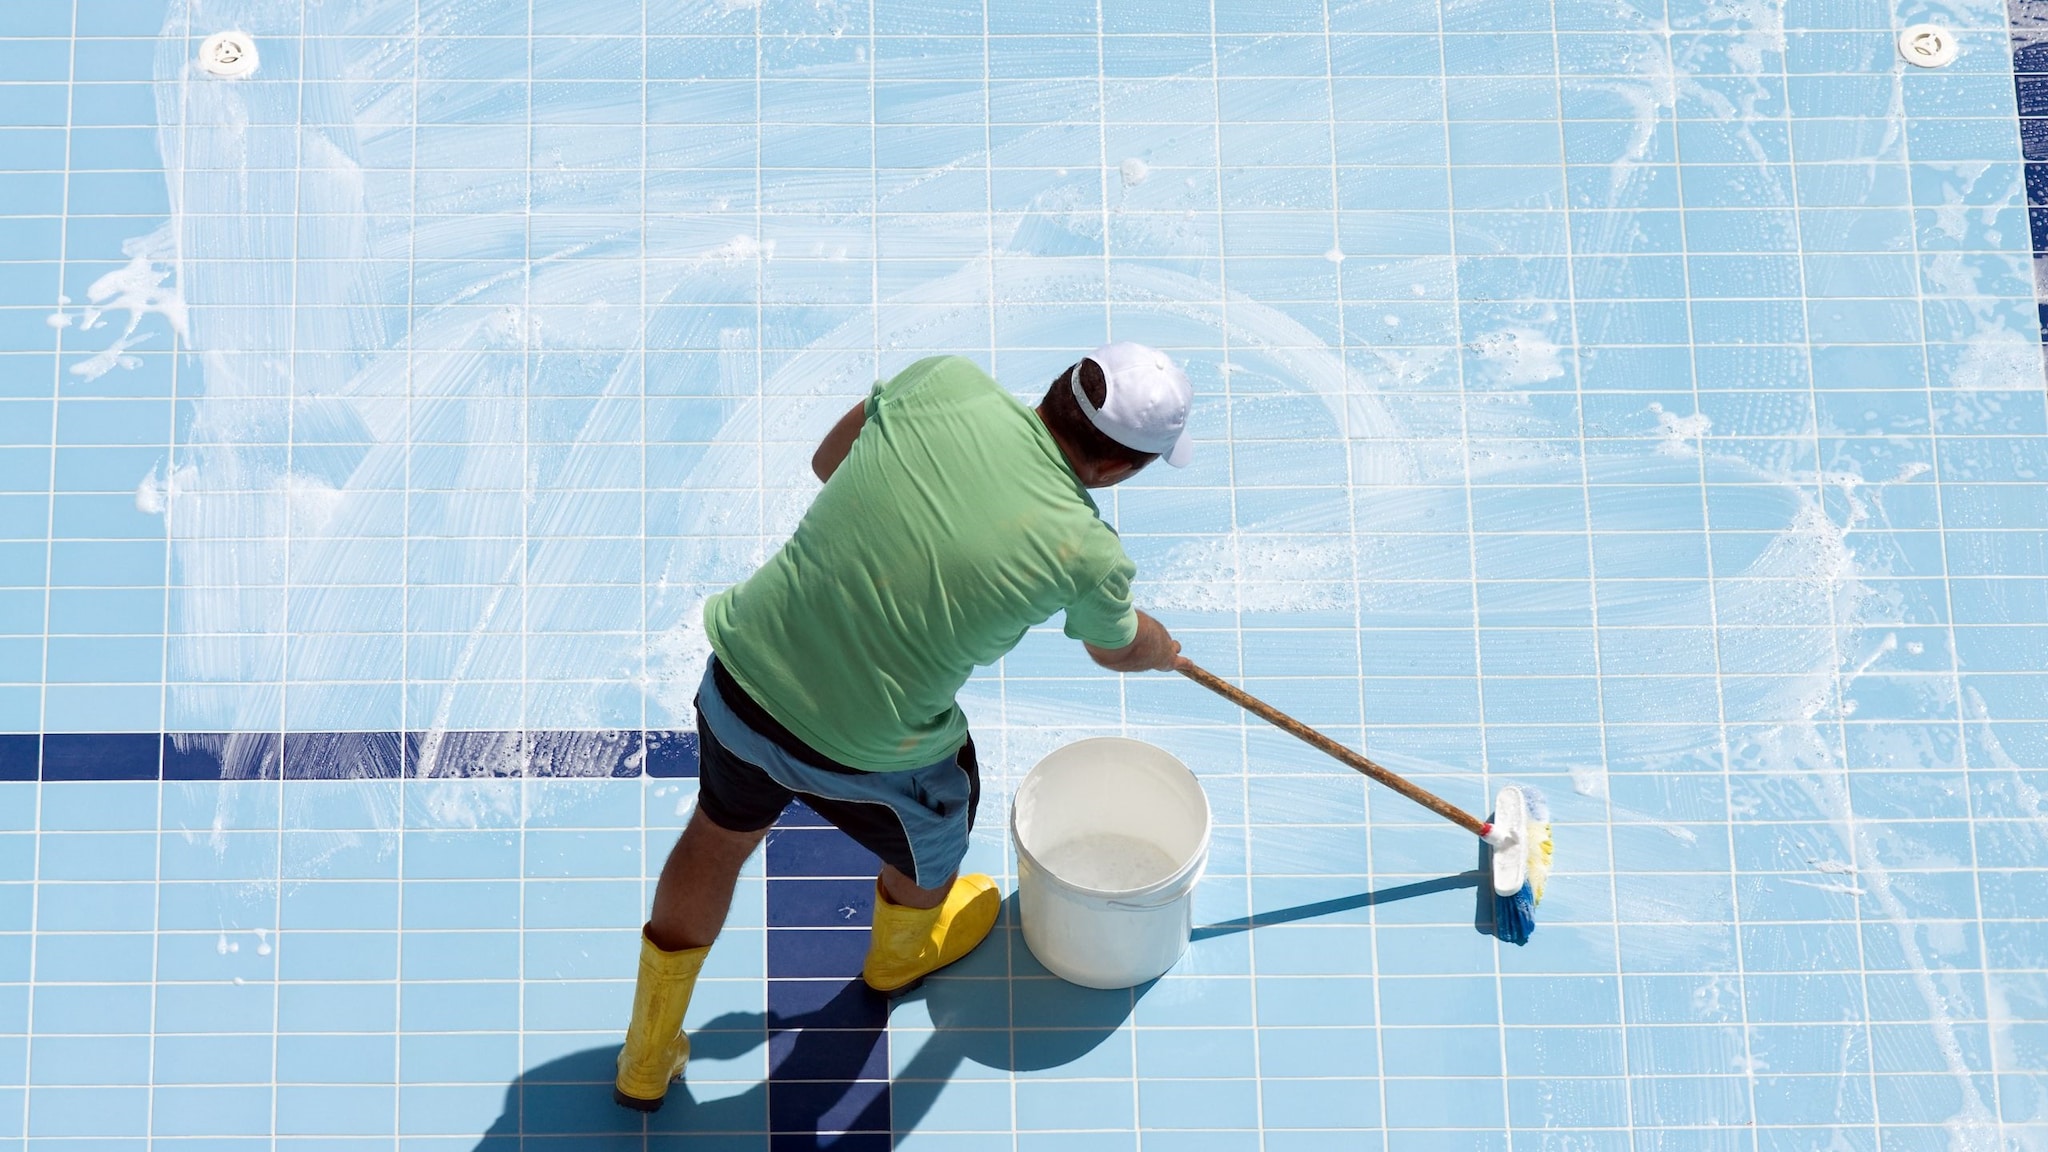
614 342 1194 1111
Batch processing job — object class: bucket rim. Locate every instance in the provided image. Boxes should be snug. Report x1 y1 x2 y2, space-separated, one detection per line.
1010 736 1211 903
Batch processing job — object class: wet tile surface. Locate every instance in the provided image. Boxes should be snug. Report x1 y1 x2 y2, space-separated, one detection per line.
2 0 2047 1147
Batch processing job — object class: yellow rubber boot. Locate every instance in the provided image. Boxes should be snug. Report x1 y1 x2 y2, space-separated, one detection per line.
861 873 1000 995
613 930 709 1112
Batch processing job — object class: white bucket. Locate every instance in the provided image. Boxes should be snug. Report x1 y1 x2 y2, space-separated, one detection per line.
1011 736 1210 989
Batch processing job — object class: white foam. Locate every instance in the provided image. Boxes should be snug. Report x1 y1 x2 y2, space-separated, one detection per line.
1649 402 1712 454
134 468 166 515
706 233 772 264
1784 878 1866 896
1118 157 1150 187
1568 764 1605 798
1465 326 1564 387
68 224 187 381
1039 832 1181 892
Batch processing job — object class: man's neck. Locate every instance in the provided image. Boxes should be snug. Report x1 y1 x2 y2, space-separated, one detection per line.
1035 406 1088 479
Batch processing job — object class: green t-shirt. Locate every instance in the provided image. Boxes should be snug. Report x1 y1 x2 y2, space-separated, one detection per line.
703 355 1140 772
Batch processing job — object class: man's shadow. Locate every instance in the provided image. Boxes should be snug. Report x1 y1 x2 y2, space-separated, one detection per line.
469 874 1484 1149
467 894 1148 1150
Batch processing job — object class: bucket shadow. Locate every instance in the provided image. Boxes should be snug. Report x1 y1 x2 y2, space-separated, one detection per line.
889 960 1146 1140
1188 869 1487 942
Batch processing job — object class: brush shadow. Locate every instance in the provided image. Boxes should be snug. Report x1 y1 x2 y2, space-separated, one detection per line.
1189 870 1484 942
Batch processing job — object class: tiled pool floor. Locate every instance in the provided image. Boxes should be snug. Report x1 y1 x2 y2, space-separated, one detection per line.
4 0 2048 1146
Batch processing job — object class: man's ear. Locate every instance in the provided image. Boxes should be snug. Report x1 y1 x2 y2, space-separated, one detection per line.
1088 459 1139 488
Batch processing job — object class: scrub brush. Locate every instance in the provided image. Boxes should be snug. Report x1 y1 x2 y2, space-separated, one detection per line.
1177 661 1553 944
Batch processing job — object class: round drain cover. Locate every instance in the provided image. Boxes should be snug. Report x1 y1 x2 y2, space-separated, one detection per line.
199 31 259 78
1897 24 1957 68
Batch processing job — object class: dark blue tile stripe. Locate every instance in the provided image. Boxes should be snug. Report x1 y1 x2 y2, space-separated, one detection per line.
0 734 37 781
765 803 889 1145
2012 0 2048 346
4 730 699 781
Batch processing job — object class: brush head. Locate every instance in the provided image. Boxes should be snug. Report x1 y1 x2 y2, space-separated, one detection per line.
1487 785 1551 944
1488 785 1529 898
1520 785 1553 904
1493 883 1535 945
1487 784 1553 902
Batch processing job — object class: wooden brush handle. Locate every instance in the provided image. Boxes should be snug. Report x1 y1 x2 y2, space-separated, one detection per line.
1177 660 1488 837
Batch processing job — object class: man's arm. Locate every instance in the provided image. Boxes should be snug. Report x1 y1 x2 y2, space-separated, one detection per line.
811 400 867 483
1084 609 1183 673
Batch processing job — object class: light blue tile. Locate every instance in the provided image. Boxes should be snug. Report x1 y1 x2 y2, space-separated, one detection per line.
27 1036 149 1087
155 981 275 1035
279 982 398 1034
398 1033 521 1084
1137 1078 1260 1131
1246 1028 1377 1082
1260 1077 1381 1129
151 1086 273 1138
1013 1079 1132 1130
24 1086 150 1137
152 1034 275 1086
275 1085 398 1137
28 984 151 1035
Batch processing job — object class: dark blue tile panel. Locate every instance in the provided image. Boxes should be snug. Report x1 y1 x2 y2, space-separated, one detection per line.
766 929 871 980
777 800 832 828
2021 35 2048 75
2022 116 2048 162
41 732 158 781
282 731 403 780
769 1027 888 1082
765 826 880 879
406 730 525 777
645 730 699 778
766 878 875 929
162 733 282 780
529 729 644 778
768 1078 889 1139
766 979 888 1031
773 1135 890 1152
764 806 889 1142
0 734 36 781
2015 2 2048 349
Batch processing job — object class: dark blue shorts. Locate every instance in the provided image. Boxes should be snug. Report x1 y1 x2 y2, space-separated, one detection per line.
693 657 981 889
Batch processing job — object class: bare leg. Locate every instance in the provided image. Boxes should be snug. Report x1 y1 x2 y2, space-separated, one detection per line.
879 865 954 910
647 808 771 952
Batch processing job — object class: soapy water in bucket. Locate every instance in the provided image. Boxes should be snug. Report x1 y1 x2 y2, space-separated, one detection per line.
1038 832 1183 891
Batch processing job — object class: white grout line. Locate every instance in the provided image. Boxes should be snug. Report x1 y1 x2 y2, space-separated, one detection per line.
517 0 536 1127
1660 23 1770 1152
394 6 421 1140
1774 23 1891 1150
1427 8 1518 1144
1897 31 2010 1146
19 0 82 1133
1199 15 1267 1152
1313 0 1392 1144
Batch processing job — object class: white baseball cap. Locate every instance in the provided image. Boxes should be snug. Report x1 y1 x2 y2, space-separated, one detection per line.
1070 341 1194 468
